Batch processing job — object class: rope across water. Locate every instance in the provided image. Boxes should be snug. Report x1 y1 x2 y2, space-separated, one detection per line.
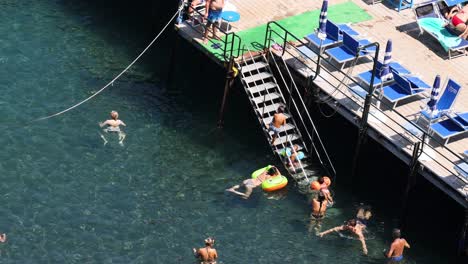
33 7 182 122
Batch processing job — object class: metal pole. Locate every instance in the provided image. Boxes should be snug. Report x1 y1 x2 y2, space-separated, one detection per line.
351 42 380 179
217 58 236 128
400 141 421 230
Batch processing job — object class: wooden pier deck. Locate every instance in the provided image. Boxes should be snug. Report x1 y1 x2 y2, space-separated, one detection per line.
176 0 468 206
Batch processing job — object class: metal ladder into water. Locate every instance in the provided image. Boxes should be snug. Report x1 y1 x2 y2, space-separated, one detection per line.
236 49 320 191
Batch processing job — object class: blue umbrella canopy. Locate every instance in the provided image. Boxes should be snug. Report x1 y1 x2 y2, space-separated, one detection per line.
427 75 441 112
379 39 393 81
317 0 328 40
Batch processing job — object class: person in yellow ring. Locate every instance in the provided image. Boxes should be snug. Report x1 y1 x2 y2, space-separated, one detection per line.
226 166 280 199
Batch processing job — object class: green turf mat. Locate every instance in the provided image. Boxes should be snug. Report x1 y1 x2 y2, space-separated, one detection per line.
201 1 372 60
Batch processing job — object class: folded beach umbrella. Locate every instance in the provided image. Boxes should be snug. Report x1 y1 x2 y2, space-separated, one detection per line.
427 75 441 113
317 0 328 40
379 39 393 82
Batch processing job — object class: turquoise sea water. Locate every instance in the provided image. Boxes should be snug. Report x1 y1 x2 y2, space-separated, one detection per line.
0 0 460 263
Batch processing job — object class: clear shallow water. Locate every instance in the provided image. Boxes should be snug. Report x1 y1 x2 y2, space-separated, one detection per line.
0 0 458 263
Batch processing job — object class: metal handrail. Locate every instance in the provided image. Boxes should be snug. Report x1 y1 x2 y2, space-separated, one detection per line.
263 21 466 184
271 49 337 177
237 49 309 182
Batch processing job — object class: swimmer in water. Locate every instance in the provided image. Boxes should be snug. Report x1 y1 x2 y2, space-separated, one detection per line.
0 233 6 243
99 110 126 145
384 229 410 263
318 219 368 255
308 190 328 234
193 237 218 264
226 166 280 199
356 205 372 227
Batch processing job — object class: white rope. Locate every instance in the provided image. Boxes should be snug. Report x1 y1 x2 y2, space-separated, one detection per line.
34 7 182 122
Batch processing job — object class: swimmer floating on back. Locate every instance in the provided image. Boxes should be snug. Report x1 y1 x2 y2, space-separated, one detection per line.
99 110 126 146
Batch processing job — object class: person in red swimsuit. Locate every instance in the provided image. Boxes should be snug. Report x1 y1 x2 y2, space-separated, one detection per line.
446 5 468 39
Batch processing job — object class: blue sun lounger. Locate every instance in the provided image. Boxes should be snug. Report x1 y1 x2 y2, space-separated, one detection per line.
325 32 376 69
306 21 359 50
429 114 468 145
380 72 429 109
420 78 462 121
356 60 412 88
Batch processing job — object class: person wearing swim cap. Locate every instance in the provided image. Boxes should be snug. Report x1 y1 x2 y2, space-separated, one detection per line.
193 237 218 264
99 111 126 145
318 219 368 255
384 229 410 263
226 166 280 199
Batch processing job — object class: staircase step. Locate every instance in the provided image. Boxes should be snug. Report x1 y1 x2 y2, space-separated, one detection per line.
248 82 277 94
266 123 296 135
243 72 273 84
272 134 301 146
241 61 268 74
252 92 281 105
256 103 285 116
262 113 290 125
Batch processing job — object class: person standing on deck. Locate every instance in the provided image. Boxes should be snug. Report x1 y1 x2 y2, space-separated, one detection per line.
384 229 410 263
267 106 287 145
193 237 218 264
202 0 225 44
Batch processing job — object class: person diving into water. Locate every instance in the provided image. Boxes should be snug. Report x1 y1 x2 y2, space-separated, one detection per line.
99 110 126 146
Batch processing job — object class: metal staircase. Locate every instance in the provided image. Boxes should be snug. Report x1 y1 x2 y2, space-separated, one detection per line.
236 50 319 192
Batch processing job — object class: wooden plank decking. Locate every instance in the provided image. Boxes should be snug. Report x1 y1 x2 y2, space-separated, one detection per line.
176 0 468 205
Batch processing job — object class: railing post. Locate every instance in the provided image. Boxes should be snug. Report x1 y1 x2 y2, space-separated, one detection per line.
176 0 186 25
351 42 380 179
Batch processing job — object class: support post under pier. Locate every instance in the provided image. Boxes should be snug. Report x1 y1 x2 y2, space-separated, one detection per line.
350 42 380 179
400 141 421 230
458 208 468 259
217 58 236 128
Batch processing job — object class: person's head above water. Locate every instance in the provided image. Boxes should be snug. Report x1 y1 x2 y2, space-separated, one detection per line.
347 219 357 227
267 166 277 175
110 111 119 120
392 229 401 239
204 237 215 246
